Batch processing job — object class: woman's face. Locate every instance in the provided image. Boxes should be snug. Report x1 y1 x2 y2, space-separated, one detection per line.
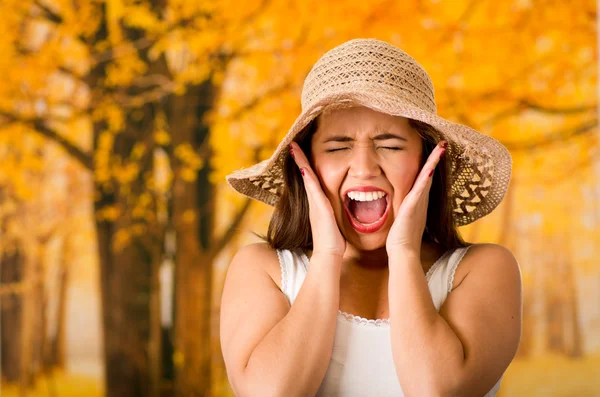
310 106 424 251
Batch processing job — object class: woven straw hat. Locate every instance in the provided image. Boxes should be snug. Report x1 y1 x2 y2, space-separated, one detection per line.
225 38 512 227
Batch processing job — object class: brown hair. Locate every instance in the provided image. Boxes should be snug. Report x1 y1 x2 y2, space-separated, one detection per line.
253 115 472 252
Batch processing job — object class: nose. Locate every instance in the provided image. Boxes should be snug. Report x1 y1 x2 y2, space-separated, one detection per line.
348 144 382 179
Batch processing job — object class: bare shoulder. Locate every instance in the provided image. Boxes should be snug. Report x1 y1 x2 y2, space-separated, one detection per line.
464 242 521 281
451 243 521 291
219 242 291 394
228 242 284 290
439 243 522 394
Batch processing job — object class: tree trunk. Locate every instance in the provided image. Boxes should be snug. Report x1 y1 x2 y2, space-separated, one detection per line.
0 245 24 382
562 228 583 357
19 239 37 394
45 241 69 368
94 103 161 396
85 5 166 395
544 236 566 354
169 80 216 397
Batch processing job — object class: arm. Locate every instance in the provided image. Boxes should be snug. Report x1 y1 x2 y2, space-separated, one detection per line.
220 243 342 397
388 243 522 397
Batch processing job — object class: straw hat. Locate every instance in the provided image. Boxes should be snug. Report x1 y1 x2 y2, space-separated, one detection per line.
225 38 512 227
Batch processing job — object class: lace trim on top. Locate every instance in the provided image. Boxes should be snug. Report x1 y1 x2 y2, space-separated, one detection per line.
448 245 472 293
277 249 288 297
337 310 391 326
299 249 454 328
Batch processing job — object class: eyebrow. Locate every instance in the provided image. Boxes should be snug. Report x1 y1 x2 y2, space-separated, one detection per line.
322 132 408 143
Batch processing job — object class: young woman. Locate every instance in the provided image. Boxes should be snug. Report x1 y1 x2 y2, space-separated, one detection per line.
220 38 522 397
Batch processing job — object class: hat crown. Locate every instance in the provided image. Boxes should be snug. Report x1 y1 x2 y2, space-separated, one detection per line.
301 38 437 114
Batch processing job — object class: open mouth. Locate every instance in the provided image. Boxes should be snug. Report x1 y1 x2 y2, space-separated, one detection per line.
343 193 391 233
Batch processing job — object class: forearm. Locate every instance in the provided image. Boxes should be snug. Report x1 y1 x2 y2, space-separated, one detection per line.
242 254 342 397
388 250 465 397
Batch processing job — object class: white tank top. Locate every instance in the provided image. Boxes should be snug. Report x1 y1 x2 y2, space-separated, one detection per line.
276 246 503 397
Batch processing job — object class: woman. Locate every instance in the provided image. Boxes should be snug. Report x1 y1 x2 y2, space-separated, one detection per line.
220 38 522 397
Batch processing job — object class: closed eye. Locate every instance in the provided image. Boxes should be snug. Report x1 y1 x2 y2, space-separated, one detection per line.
325 147 403 152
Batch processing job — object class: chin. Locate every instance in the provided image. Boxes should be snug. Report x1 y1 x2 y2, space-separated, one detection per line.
346 231 388 252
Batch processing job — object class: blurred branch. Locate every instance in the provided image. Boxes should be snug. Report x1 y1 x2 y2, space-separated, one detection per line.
475 52 560 101
90 0 271 67
513 144 599 185
33 0 63 24
482 105 524 127
483 101 597 126
226 82 292 121
0 112 93 170
114 84 176 109
502 118 598 151
130 74 176 89
93 37 154 65
210 197 252 257
520 100 597 115
210 146 261 256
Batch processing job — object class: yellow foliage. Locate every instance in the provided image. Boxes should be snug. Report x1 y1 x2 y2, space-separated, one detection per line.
113 162 140 185
173 350 185 368
130 142 146 161
123 5 164 32
96 205 121 221
1 369 102 397
154 129 171 145
1 4 598 395
180 167 197 182
498 353 600 397
105 50 148 87
130 223 146 235
174 143 204 169
181 210 196 224
113 228 131 252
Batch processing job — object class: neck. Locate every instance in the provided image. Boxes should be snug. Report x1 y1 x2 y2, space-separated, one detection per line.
304 240 441 272
343 245 390 270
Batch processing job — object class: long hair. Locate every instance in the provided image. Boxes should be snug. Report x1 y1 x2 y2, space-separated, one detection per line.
254 114 471 252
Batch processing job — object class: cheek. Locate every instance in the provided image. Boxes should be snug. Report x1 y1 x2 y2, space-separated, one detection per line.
390 159 421 185
388 160 422 209
313 161 345 199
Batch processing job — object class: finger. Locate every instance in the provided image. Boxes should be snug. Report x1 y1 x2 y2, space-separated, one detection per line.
288 142 330 210
412 140 447 192
422 140 447 179
404 141 447 206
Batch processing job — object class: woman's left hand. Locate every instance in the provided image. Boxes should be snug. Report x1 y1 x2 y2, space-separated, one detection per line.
385 141 447 256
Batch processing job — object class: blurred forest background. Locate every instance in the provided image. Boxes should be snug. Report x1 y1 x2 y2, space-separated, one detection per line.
0 0 598 396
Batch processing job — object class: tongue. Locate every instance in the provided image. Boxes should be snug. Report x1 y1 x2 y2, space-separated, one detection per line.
349 197 387 224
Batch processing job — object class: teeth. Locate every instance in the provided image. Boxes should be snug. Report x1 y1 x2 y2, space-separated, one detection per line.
347 191 387 202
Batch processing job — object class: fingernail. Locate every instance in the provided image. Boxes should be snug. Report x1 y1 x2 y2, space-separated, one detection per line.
300 168 305 176
429 168 434 177
290 148 295 159
441 141 448 149
440 148 446 157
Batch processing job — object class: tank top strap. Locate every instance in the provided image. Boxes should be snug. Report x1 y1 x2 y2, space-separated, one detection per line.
428 245 474 311
445 245 474 293
276 248 309 306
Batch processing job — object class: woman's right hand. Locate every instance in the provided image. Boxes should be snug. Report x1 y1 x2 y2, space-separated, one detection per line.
289 142 346 259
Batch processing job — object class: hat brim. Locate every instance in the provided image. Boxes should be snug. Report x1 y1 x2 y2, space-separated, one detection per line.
226 90 512 226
